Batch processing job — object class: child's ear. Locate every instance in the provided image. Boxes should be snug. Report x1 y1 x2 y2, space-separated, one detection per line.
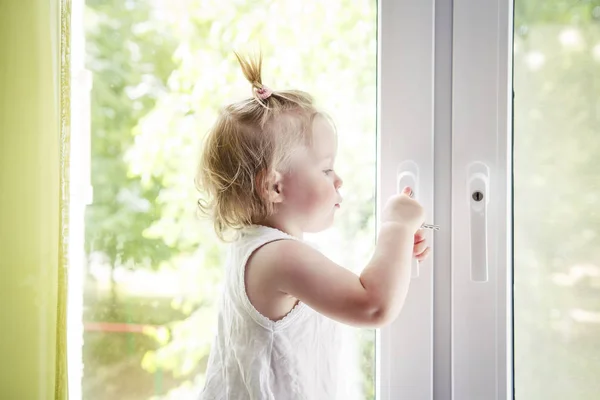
269 170 284 203
257 169 284 203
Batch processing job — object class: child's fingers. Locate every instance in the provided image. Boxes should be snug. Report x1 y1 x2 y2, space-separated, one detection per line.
402 186 413 197
414 229 426 243
413 240 428 256
415 247 431 261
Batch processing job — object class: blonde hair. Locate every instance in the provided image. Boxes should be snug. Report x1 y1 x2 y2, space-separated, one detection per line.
196 53 319 240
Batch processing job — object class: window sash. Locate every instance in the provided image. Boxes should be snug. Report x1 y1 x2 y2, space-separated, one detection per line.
378 0 513 399
377 0 436 398
450 0 513 399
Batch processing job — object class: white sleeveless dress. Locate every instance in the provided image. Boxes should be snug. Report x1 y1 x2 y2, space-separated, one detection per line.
200 225 342 400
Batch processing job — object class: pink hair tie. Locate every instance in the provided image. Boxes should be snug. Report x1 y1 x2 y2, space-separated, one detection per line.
256 86 272 100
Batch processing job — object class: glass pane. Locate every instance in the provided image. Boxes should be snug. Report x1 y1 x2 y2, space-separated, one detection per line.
514 2 600 399
77 0 377 398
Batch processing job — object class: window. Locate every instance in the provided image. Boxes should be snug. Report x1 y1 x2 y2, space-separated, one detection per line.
68 0 600 399
450 1 600 398
70 0 377 398
513 2 600 398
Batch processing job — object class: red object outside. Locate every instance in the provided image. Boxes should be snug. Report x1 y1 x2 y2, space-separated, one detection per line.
84 322 159 333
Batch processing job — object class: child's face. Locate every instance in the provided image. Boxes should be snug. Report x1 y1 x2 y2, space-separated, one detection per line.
281 116 343 233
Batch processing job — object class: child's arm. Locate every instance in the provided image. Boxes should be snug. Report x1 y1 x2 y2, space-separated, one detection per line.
254 189 427 328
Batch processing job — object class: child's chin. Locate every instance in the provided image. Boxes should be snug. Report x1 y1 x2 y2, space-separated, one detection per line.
306 216 336 233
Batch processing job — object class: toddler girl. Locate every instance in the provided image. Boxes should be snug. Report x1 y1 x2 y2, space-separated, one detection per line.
197 53 430 399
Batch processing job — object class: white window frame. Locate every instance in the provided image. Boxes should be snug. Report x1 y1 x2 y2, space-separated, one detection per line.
67 1 91 399
377 0 513 399
377 0 436 399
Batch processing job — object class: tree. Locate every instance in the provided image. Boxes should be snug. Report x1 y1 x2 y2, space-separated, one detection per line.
85 0 179 309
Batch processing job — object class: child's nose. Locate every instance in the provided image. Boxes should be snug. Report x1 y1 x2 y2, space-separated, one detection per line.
334 174 343 189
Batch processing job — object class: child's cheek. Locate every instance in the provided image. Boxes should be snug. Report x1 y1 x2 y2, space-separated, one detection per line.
286 171 333 213
312 178 336 206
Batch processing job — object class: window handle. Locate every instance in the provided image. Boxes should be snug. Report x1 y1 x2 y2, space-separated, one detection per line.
397 160 421 278
467 162 490 282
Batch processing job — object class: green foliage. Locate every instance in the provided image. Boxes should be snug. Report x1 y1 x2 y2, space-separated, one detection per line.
85 0 179 267
516 0 600 28
515 1 600 261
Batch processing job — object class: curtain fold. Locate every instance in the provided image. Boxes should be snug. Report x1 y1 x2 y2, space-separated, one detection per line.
0 1 71 399
57 1 72 399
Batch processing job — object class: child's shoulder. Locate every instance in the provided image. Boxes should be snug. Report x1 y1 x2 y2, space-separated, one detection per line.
242 226 303 262
235 225 297 248
246 235 328 291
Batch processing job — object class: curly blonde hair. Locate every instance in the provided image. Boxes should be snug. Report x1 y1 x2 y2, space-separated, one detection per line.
196 53 320 240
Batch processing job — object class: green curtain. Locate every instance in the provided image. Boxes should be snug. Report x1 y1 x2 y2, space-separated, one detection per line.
0 1 71 399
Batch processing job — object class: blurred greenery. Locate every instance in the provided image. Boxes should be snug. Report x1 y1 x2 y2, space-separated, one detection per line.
513 1 600 399
84 0 179 312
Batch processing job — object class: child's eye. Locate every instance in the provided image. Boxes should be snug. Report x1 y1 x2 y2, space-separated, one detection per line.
323 169 334 175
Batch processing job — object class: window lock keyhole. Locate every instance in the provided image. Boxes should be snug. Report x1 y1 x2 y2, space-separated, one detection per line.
472 191 484 202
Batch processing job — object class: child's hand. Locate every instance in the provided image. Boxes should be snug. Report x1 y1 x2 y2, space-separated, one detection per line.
413 230 431 261
381 186 425 233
